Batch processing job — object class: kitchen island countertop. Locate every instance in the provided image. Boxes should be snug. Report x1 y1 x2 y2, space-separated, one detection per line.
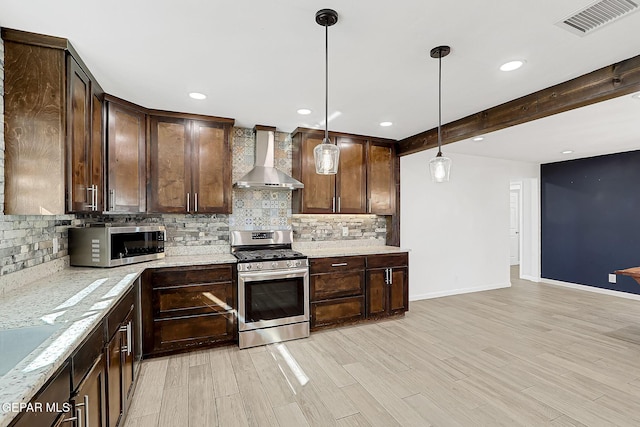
0 253 236 427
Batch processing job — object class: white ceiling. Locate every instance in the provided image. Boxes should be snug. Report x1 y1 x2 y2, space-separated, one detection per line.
1 0 640 163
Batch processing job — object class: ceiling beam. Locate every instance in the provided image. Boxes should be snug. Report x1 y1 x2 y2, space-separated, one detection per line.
397 53 640 156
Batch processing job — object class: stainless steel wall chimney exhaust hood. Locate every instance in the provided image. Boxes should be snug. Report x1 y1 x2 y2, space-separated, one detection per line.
234 125 304 190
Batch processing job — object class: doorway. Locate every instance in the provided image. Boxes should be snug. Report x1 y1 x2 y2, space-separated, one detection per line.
509 183 521 267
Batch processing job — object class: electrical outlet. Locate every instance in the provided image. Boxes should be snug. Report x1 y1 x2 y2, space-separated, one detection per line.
608 273 617 284
342 226 349 237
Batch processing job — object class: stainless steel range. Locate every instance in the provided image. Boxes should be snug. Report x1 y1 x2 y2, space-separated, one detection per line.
231 230 309 349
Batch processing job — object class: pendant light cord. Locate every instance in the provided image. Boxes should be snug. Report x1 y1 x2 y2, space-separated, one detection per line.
324 22 329 143
437 48 442 156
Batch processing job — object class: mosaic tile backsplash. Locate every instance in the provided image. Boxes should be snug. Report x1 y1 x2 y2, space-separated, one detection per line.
229 127 293 231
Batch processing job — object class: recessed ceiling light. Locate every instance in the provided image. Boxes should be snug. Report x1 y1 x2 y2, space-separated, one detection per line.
189 92 207 100
297 108 312 115
500 60 525 72
379 121 393 127
561 150 574 154
472 136 484 142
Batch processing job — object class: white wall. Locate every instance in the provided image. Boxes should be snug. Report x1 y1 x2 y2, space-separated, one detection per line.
401 149 539 300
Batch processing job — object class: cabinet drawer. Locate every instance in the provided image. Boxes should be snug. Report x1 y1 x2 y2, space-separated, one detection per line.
311 296 365 329
310 271 364 301
366 252 408 269
71 322 104 391
310 256 366 274
11 362 71 427
154 312 234 351
149 265 233 288
106 288 134 340
154 282 233 317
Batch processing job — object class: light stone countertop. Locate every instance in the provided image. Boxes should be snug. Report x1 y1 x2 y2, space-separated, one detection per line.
298 245 409 258
0 253 236 427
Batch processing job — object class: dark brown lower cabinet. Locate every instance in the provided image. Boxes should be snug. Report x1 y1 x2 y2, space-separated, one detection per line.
10 363 72 427
142 264 237 357
309 252 409 328
70 322 106 427
74 354 107 427
107 306 136 427
366 253 409 318
105 285 138 427
310 256 366 330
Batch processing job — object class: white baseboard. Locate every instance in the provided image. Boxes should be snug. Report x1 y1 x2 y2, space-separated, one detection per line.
540 278 640 301
410 282 511 301
520 274 540 282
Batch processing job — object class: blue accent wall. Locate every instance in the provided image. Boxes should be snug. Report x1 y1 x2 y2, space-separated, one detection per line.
541 150 640 295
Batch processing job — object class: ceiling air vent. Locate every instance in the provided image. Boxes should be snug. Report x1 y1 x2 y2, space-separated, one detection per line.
556 0 639 36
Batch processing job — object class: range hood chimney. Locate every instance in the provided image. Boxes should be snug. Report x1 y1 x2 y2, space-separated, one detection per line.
234 125 304 190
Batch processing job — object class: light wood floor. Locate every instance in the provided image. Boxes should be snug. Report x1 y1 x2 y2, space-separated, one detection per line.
124 269 640 426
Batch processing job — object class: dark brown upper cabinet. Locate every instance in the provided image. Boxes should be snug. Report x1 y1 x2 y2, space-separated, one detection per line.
148 113 233 214
367 142 396 215
67 56 105 213
105 96 147 213
2 28 104 215
292 128 396 216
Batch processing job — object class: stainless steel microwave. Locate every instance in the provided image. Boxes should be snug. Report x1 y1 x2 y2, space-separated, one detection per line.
69 225 165 267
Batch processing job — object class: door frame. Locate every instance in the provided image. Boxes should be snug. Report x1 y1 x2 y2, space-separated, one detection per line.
509 182 523 277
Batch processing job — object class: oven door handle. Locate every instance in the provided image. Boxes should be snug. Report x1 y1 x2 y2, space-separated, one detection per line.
239 268 309 280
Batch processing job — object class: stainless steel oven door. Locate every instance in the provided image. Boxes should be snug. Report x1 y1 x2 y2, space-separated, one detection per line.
237 267 309 332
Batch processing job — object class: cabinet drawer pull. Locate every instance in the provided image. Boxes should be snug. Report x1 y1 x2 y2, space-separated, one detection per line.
60 414 78 424
331 263 348 267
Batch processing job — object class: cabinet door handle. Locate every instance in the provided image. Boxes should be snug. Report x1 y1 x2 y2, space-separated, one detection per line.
74 395 89 427
86 187 93 209
338 197 341 212
368 198 372 214
187 192 190 212
127 321 132 356
331 263 348 267
195 192 198 212
388 268 393 285
93 185 99 211
385 268 392 285
109 189 115 210
332 197 336 213
83 395 90 427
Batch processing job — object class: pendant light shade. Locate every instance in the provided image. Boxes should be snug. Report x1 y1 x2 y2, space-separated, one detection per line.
429 45 452 183
429 153 452 183
314 8 340 175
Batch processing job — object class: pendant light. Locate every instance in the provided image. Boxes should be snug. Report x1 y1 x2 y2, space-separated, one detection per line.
314 8 340 175
429 45 452 183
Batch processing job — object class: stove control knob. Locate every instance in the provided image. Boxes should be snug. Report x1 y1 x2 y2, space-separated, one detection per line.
256 263 262 270
272 261 278 268
245 264 252 271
